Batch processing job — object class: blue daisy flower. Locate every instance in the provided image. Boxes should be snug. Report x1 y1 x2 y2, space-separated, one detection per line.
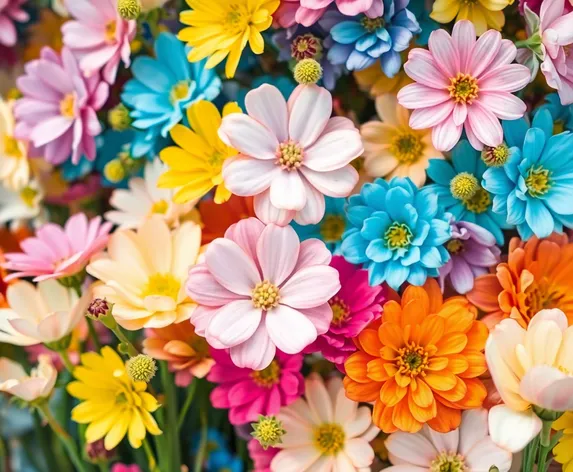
534 93 573 133
341 177 451 290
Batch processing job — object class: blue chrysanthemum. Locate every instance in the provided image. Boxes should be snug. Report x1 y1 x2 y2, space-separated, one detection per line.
483 109 573 240
421 140 512 245
535 93 573 133
328 0 420 77
341 177 451 290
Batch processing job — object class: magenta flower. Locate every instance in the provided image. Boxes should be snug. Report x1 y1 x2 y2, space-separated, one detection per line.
0 0 29 47
305 256 386 370
110 465 141 472
2 213 112 282
62 0 136 84
14 47 109 164
439 221 501 295
248 439 279 472
208 349 304 425
397 20 530 152
219 84 362 226
275 0 383 27
186 217 340 370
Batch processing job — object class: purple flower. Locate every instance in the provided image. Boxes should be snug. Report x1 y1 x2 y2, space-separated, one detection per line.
439 221 501 295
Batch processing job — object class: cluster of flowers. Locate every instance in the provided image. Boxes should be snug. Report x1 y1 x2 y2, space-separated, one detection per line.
1 0 573 470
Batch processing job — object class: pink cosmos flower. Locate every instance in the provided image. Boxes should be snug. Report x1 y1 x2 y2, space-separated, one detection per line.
275 0 383 27
14 47 109 164
2 213 112 282
0 0 29 47
248 440 279 472
186 217 340 370
219 84 362 226
397 20 530 152
304 256 386 371
208 349 304 425
62 0 136 84
538 0 573 105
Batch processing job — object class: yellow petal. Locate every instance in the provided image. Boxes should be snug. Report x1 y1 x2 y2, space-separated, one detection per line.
223 102 243 116
157 170 211 189
104 409 131 450
128 409 147 449
214 183 232 204
173 180 215 204
249 28 265 55
186 101 222 148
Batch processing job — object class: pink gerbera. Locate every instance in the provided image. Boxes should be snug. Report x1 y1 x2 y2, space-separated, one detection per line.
186 217 340 370
219 84 362 226
2 213 112 282
62 0 136 84
304 256 386 371
14 47 109 164
0 0 29 47
275 0 383 27
208 349 304 425
397 20 530 152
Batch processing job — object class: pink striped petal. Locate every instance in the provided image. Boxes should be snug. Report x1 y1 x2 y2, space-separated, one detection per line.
428 29 460 78
467 101 503 148
409 100 455 129
266 304 318 354
257 224 300 286
478 92 527 120
398 83 451 109
288 85 332 148
469 29 502 78
479 64 531 93
222 156 280 196
219 114 279 160
432 113 463 152
299 165 358 198
303 129 363 172
404 49 449 89
245 84 289 143
206 300 262 348
452 20 476 74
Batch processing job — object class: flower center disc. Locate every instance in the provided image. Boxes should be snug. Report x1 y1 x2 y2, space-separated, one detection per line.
329 296 350 326
3 135 23 159
525 165 552 197
276 140 303 170
430 452 467 472
384 222 412 250
60 93 76 119
397 344 429 377
291 34 323 60
390 131 424 164
141 273 181 300
250 359 281 387
361 16 384 32
448 73 479 104
320 214 346 243
314 423 346 455
252 280 280 310
462 188 491 214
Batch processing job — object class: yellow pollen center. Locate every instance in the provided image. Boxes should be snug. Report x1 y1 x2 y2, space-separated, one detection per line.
252 280 280 310
525 166 552 197
208 150 226 169
105 20 117 42
396 344 429 377
314 423 345 455
430 452 467 472
170 80 190 104
250 360 281 387
390 131 424 164
482 144 510 167
3 135 23 159
320 214 346 243
329 296 350 326
525 281 564 323
450 172 479 201
141 273 181 300
224 6 249 35
446 239 464 255
20 186 38 208
361 16 384 32
150 199 169 215
384 223 412 250
448 73 479 104
276 140 303 170
462 188 491 214
60 93 76 119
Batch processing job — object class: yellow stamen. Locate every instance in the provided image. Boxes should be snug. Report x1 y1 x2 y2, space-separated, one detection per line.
320 214 346 243
60 93 76 119
252 280 280 310
250 360 281 388
448 73 479 104
276 140 303 170
390 131 424 164
384 223 412 249
141 273 181 300
314 423 345 455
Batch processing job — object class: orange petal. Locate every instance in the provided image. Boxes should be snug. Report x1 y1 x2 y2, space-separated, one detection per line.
423 278 443 314
410 378 434 408
424 370 457 391
358 328 383 357
367 358 391 382
439 305 475 334
458 351 487 378
343 376 381 402
380 378 408 407
426 401 461 433
435 333 467 355
408 389 437 423
465 320 488 351
373 400 398 434
382 300 403 324
381 346 397 361
466 274 502 312
392 397 423 433
395 372 412 388
446 354 469 375
401 287 429 326
383 362 399 377
426 356 449 371
345 351 374 383
451 377 487 408
379 322 405 351
418 315 445 347
436 376 467 402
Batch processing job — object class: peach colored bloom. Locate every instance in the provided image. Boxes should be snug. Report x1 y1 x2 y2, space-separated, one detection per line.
0 354 57 402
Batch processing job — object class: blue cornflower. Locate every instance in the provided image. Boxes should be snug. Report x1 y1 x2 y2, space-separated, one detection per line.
292 197 349 254
421 140 512 245
328 0 420 77
482 109 573 240
341 177 451 290
535 93 573 133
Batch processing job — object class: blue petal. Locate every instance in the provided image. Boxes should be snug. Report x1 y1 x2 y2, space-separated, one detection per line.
341 231 370 263
420 246 444 268
531 108 554 141
449 202 466 220
505 148 522 183
356 34 379 52
381 50 402 78
517 222 534 240
476 213 505 245
386 186 414 220
401 246 421 266
539 133 573 171
347 50 377 70
366 239 393 263
366 40 392 58
393 203 418 227
414 191 438 220
383 261 410 290
482 168 512 195
543 184 573 215
411 219 430 245
502 118 529 148
406 265 427 286
387 26 413 52
157 33 189 80
522 128 546 164
426 219 451 245
367 261 388 286
451 140 478 174
392 8 421 32
328 43 354 65
506 190 526 225
362 182 388 210
361 215 391 240
525 198 555 238
375 28 391 42
347 205 374 228
426 159 456 185
331 21 367 44
131 56 175 93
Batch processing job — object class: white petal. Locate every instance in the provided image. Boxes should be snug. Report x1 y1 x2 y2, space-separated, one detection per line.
265 304 317 354
488 404 542 453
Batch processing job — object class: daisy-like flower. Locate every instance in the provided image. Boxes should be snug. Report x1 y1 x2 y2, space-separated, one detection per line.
0 0 29 47
87 216 201 330
397 20 530 152
275 0 383 27
0 180 43 225
62 0 136 83
344 279 489 434
208 349 304 425
106 159 197 230
0 355 57 402
430 0 511 36
271 373 379 471
67 346 162 450
158 101 241 205
0 97 29 190
361 94 444 187
143 322 214 387
198 195 255 245
385 409 512 471
219 84 362 226
179 0 279 79
2 213 112 282
186 217 340 370
14 47 109 164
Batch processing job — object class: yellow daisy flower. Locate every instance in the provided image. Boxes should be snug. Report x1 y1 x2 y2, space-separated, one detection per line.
179 0 279 79
554 412 573 471
430 0 511 36
67 346 162 450
354 62 412 98
158 101 241 204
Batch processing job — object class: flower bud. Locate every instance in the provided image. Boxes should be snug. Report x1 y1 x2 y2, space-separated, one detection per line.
251 415 285 450
293 59 323 85
118 0 141 20
126 354 157 383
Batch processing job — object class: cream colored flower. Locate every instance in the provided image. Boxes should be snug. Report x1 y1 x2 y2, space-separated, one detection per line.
0 179 44 225
0 98 29 190
0 354 57 402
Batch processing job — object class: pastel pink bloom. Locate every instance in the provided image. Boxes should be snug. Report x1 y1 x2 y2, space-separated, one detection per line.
0 355 57 402
62 0 136 84
397 20 530 152
539 0 573 105
0 0 29 47
304 256 386 371
14 47 109 164
220 84 362 226
2 213 112 282
208 349 304 425
186 217 340 370
275 0 382 27
248 440 279 472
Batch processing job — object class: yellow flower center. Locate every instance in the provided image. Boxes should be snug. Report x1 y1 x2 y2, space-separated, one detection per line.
105 20 117 42
314 423 346 455
396 344 429 377
170 80 190 104
329 296 350 327
293 58 323 85
482 144 510 167
390 131 424 164
450 172 479 201
208 150 226 170
141 273 181 300
60 93 76 119
430 452 467 472
3 135 23 159
446 239 464 255
150 199 169 215
361 16 384 32
252 416 285 448
462 188 491 214
224 5 249 35
384 222 412 250
251 360 281 388
20 186 38 208
252 280 280 310
320 214 346 243
525 281 564 322
448 73 479 104
291 33 323 60
103 159 126 183
126 354 157 383
525 166 552 197
276 140 303 170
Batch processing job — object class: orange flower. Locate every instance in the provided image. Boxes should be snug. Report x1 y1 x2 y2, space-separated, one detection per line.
198 195 255 245
343 279 488 434
467 234 573 329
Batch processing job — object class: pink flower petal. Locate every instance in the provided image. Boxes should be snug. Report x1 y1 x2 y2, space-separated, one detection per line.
30 116 74 147
452 20 476 74
299 303 333 335
479 64 531 93
299 165 358 198
257 224 300 286
186 265 245 307
469 29 502 78
303 129 363 172
409 100 455 129
222 156 280 197
266 304 318 354
452 102 468 126
270 170 307 211
288 85 332 148
294 240 332 272
385 431 438 466
280 265 340 309
467 101 503 148
488 39 517 72
397 83 451 109
488 405 542 453
336 0 373 15
428 29 460 78
245 84 289 143
219 114 279 160
205 300 263 348
432 112 463 152
229 317 277 370
293 177 326 225
254 189 297 226
540 0 564 30
404 49 449 89
478 92 527 120
459 409 489 456
224 217 266 265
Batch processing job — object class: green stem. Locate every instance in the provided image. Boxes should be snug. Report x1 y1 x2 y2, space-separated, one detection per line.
194 408 208 472
142 438 159 472
161 363 181 470
111 325 139 357
540 420 552 447
97 463 110 472
0 436 6 472
86 318 101 350
178 380 198 430
58 349 75 373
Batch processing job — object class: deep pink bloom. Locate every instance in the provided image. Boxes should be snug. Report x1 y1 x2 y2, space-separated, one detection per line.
2 213 112 282
275 0 382 27
397 20 530 152
248 439 279 472
519 0 572 15
208 349 304 425
111 465 141 472
62 0 136 84
186 217 340 370
304 256 386 371
220 84 362 226
14 47 109 164
0 0 29 47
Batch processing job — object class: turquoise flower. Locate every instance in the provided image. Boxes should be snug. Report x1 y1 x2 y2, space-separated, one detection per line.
535 93 573 133
421 140 512 245
341 177 451 290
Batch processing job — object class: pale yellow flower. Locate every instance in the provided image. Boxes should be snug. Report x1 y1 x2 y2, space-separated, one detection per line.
0 98 29 190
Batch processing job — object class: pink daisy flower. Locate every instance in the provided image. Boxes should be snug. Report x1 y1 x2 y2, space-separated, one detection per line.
186 217 340 370
208 349 304 425
2 213 112 282
248 440 279 472
14 47 109 164
275 0 383 27
62 0 136 84
304 256 386 371
219 84 362 226
397 20 530 152
0 0 29 47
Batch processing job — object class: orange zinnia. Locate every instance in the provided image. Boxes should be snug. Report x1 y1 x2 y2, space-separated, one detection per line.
198 195 255 245
467 234 573 328
343 279 488 434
